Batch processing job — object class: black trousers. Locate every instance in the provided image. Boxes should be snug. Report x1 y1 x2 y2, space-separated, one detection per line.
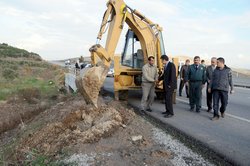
206 84 212 110
179 79 189 97
213 90 228 117
165 89 174 115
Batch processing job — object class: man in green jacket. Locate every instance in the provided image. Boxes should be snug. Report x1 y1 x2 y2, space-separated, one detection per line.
185 56 206 112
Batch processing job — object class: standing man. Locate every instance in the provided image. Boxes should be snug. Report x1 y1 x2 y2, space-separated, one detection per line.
141 56 158 113
206 57 217 112
185 56 206 112
208 57 234 120
201 59 206 68
159 55 177 118
179 59 190 97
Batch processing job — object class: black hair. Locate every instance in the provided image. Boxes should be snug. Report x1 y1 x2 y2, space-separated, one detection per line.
160 55 169 61
148 56 155 61
201 60 205 63
217 57 225 64
194 56 200 60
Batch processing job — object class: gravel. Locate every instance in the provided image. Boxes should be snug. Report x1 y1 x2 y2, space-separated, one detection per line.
63 152 113 166
63 153 96 166
152 128 214 166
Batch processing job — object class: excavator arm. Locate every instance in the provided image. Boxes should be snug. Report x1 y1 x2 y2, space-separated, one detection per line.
76 0 166 107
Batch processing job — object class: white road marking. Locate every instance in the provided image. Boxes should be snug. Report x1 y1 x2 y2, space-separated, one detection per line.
234 86 250 91
176 98 250 123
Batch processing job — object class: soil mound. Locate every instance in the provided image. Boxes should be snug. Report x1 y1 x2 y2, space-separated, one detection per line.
16 99 134 158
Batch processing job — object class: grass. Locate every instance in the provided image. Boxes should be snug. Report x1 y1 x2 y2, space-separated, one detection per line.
0 57 65 101
0 146 77 166
0 77 59 100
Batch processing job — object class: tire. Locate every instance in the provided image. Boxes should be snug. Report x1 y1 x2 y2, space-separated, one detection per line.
118 90 128 100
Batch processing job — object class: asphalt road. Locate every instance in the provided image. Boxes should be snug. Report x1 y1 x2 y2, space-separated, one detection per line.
103 77 250 166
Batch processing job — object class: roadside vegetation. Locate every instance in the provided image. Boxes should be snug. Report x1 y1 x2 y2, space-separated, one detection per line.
0 43 64 101
0 43 67 164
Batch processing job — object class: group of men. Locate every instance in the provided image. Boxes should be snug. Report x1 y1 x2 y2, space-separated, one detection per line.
141 55 234 121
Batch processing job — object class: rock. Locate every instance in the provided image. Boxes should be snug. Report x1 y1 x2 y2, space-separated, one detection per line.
121 124 127 128
131 135 143 142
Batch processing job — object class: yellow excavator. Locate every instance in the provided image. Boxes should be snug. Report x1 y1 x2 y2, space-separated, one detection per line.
76 0 178 108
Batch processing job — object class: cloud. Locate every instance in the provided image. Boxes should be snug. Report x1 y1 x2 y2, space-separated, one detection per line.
0 0 249 69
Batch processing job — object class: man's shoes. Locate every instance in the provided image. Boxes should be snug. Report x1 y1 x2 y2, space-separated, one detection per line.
196 109 200 113
140 110 146 115
179 93 182 96
211 116 219 121
162 112 168 114
190 108 194 111
207 109 212 112
164 114 174 118
146 109 152 112
221 112 225 118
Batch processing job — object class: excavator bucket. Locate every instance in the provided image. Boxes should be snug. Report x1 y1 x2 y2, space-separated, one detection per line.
76 63 109 108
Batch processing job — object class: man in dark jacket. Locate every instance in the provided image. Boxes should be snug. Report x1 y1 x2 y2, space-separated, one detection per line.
179 59 190 97
159 55 177 118
185 56 206 112
206 57 217 112
208 57 234 120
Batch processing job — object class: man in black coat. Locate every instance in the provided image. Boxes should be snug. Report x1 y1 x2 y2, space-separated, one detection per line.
159 55 177 118
208 57 234 120
179 59 190 97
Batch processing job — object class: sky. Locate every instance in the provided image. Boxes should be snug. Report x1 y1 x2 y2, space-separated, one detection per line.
0 0 250 69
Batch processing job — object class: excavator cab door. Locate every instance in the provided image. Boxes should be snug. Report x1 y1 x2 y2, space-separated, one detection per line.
121 29 143 69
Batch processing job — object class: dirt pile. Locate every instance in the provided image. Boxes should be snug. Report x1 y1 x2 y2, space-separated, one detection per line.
16 98 135 159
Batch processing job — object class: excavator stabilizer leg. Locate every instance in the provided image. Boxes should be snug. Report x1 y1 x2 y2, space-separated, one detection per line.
76 63 109 108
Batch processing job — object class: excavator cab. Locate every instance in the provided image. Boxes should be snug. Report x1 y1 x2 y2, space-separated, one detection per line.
121 29 144 69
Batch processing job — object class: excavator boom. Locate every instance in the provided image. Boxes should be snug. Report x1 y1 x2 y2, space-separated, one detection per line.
76 0 165 107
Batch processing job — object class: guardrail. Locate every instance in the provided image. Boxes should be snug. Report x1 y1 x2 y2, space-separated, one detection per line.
65 67 80 92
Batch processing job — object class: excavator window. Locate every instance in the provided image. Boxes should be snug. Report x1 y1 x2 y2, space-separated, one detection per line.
158 31 166 56
121 29 143 69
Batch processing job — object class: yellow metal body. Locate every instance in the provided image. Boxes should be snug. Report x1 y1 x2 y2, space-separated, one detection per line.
88 0 174 100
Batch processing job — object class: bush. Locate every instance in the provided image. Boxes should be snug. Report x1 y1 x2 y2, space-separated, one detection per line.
18 88 41 103
2 68 19 80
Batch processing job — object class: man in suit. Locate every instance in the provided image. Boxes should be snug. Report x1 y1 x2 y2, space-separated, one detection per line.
206 57 217 112
159 55 177 118
185 56 206 112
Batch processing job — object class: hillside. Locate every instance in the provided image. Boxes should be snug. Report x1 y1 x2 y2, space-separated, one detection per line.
0 43 41 60
0 43 65 101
